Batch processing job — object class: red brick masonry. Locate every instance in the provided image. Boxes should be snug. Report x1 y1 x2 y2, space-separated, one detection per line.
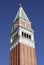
10 43 37 65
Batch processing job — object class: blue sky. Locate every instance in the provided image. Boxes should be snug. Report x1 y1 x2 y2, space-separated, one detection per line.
0 0 44 65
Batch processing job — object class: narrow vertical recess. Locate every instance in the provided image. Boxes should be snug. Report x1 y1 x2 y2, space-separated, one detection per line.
15 46 16 65
14 48 15 65
12 49 13 65
31 48 34 65
30 47 32 65
23 44 25 65
19 44 24 65
27 46 31 65
34 48 37 65
13 49 14 65
27 46 29 65
16 45 18 65
24 45 28 65
18 43 20 65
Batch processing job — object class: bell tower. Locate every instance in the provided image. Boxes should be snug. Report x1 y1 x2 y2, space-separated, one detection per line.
10 5 37 65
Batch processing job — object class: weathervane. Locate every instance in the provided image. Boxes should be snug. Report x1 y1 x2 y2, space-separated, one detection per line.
19 3 22 7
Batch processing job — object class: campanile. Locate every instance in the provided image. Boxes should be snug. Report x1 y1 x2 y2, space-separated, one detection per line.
10 5 37 65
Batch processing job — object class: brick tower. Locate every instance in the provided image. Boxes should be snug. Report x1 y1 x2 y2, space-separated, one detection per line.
10 5 37 65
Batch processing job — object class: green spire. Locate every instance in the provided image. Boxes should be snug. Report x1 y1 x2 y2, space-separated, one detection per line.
14 4 29 22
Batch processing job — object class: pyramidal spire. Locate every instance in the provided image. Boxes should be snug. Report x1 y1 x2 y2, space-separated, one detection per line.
14 4 29 22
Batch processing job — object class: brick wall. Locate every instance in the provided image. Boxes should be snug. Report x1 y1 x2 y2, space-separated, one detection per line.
10 43 37 65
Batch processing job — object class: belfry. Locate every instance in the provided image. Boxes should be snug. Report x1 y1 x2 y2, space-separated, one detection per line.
10 5 37 65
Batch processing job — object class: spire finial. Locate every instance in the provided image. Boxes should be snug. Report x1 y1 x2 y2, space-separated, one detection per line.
19 3 22 7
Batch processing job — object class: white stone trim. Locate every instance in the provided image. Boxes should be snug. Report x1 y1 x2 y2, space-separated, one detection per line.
19 37 35 48
10 26 35 51
19 27 34 41
10 37 35 51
